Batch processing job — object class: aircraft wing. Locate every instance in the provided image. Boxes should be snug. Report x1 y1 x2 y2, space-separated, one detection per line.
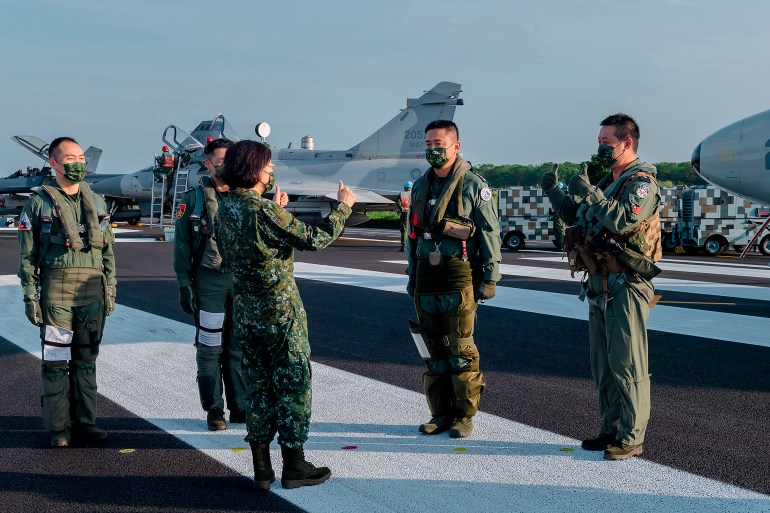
276 179 392 204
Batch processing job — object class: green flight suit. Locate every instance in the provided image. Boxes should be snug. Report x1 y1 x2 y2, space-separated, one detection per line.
174 176 247 417
214 188 350 448
406 157 502 420
547 159 661 445
17 179 116 433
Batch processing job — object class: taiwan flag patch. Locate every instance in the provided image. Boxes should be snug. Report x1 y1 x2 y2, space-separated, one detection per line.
631 204 642 215
18 212 31 231
175 203 187 219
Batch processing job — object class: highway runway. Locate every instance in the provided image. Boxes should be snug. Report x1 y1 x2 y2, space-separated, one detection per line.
0 225 768 513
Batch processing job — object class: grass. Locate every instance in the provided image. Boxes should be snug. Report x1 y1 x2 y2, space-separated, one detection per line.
360 211 401 229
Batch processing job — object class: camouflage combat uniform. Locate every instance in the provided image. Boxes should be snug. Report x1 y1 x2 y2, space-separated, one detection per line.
398 189 412 250
174 176 247 420
214 188 351 448
18 179 116 435
546 159 661 446
406 157 502 423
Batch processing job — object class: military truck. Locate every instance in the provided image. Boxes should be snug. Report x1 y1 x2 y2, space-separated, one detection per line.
498 187 557 251
497 184 770 255
660 186 770 256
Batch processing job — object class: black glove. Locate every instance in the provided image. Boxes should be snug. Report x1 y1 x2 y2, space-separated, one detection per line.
568 172 594 198
179 285 197 315
105 285 116 316
24 295 43 326
540 163 559 194
406 275 415 298
476 281 496 301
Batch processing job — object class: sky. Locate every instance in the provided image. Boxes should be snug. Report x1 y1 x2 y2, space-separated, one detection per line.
2 0 770 175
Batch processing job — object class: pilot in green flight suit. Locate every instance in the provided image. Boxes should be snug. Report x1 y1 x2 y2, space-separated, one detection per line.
406 120 502 439
174 138 248 431
542 114 661 461
18 137 116 448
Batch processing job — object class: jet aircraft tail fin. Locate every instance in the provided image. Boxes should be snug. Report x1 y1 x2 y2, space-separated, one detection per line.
347 81 463 159
84 146 102 174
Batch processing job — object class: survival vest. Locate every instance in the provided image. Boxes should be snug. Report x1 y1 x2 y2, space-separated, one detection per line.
36 181 110 269
189 178 224 271
399 190 412 211
565 164 662 284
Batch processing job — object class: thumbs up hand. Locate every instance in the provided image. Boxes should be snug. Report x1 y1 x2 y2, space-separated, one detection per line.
273 183 289 207
540 163 559 194
337 181 356 207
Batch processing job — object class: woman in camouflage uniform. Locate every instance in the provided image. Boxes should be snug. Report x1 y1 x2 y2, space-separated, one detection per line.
215 141 356 490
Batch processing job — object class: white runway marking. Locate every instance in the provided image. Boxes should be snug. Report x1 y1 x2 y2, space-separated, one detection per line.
520 255 770 279
0 277 767 513
297 263 770 348
380 259 770 303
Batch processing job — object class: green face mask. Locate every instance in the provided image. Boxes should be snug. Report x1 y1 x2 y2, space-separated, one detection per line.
62 162 86 183
213 163 225 177
263 173 275 192
595 144 618 168
425 147 449 169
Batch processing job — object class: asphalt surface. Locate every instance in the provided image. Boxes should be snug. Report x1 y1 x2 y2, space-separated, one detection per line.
0 225 768 512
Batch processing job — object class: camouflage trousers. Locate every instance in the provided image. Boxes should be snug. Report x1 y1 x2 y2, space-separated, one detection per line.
415 285 486 418
587 272 651 445
399 213 409 248
234 296 312 448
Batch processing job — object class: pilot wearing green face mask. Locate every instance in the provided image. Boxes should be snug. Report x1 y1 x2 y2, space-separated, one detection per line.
406 120 502 439
18 136 117 448
174 138 252 432
541 113 662 462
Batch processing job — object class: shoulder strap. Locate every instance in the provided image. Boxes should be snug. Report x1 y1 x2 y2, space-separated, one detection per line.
192 186 204 219
430 166 468 227
40 185 81 250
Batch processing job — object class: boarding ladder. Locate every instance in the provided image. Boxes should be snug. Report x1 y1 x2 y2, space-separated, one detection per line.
171 167 191 218
149 172 167 228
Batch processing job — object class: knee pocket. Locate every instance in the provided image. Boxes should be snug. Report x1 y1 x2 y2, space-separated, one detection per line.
42 364 68 382
275 352 312 392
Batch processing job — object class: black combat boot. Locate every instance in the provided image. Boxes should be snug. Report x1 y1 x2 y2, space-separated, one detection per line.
280 445 331 489
249 442 276 491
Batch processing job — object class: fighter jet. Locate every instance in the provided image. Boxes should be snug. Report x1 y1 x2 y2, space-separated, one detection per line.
691 109 770 205
691 109 770 257
1 135 113 215
90 81 463 226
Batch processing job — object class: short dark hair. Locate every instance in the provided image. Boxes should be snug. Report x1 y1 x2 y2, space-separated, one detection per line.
48 137 79 160
220 140 271 189
600 113 640 151
205 138 233 158
424 120 459 141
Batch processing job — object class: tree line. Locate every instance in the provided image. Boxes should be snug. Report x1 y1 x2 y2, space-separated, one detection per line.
473 161 704 189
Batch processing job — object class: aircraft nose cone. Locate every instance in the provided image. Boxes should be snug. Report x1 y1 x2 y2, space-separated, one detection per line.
691 142 701 175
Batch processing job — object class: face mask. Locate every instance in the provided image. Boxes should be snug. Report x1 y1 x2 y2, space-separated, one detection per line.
262 172 275 192
425 147 450 169
213 163 225 177
61 162 86 183
595 144 619 169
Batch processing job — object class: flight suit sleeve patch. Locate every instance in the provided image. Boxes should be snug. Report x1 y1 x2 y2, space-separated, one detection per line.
480 187 493 202
634 183 650 199
18 212 31 231
175 203 187 219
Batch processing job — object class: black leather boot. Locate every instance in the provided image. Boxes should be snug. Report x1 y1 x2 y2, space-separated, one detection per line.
250 442 275 491
280 445 331 489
